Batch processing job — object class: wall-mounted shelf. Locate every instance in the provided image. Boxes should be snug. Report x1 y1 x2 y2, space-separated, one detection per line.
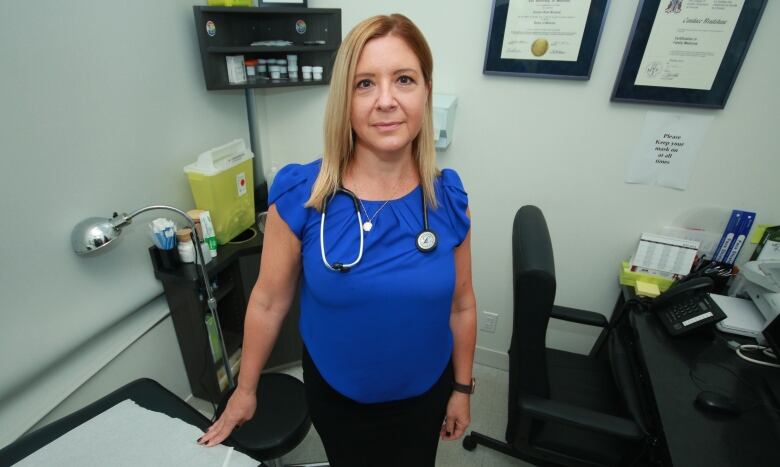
207 45 336 54
207 78 332 91
193 6 342 91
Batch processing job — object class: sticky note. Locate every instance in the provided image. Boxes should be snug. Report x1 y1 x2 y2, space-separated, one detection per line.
635 281 661 298
751 224 770 244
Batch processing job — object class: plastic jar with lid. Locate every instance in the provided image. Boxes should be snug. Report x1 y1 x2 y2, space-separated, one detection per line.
301 66 313 81
278 60 288 79
269 65 281 80
312 66 324 81
177 228 196 263
244 59 258 81
257 59 268 79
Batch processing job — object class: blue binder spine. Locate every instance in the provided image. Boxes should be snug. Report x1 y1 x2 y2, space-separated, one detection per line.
713 210 741 263
724 211 756 265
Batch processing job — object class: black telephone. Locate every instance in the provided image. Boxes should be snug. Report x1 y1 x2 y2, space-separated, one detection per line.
651 277 727 336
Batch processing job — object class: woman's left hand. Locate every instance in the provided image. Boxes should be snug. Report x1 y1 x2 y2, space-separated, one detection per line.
440 392 471 441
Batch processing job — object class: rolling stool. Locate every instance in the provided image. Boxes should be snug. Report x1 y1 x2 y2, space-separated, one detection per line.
216 373 328 467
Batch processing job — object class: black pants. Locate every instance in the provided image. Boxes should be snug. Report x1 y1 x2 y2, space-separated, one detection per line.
302 346 453 467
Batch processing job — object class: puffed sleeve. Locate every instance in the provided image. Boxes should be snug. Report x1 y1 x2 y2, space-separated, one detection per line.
268 163 312 240
439 168 471 246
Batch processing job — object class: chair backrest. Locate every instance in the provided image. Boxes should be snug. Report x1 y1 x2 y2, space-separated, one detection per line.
506 206 556 438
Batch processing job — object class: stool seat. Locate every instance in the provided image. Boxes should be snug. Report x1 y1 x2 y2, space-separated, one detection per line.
218 373 311 460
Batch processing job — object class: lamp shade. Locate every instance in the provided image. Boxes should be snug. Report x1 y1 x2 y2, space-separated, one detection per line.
71 217 122 256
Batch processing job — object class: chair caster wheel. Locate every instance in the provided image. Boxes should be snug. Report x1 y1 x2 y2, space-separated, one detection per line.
462 434 477 451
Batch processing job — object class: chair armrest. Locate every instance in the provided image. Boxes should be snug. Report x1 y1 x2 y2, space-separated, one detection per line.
551 305 608 327
519 395 643 440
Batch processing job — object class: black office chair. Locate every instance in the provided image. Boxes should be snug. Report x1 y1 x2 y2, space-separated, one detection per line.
216 372 328 467
463 205 649 466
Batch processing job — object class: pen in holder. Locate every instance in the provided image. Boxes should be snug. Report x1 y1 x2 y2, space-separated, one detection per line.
687 257 735 295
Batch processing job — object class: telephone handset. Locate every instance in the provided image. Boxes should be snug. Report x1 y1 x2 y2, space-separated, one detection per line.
652 277 714 310
651 277 727 336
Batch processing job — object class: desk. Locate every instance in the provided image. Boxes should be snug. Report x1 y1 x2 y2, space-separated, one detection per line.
623 292 780 466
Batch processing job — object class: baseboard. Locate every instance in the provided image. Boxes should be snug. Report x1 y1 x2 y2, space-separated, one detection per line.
475 346 509 371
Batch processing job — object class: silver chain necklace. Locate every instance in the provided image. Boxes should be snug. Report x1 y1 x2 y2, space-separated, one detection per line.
358 197 391 232
354 175 403 232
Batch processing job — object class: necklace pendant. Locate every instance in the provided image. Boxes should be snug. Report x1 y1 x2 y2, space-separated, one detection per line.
363 221 373 232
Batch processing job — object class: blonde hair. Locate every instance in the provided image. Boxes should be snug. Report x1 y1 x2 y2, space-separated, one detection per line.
305 13 439 211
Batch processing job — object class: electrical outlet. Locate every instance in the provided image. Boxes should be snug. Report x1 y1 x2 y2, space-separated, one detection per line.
481 311 498 333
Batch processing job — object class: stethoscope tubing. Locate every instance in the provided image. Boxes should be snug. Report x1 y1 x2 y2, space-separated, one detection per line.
320 188 364 272
320 186 434 273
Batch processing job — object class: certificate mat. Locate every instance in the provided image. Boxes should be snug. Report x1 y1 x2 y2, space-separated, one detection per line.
635 0 744 90
500 0 592 62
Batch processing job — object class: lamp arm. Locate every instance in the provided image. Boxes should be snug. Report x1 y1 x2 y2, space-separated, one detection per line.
116 205 235 389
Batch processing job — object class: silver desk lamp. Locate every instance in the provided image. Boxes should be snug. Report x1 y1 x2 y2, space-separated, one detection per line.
72 205 236 389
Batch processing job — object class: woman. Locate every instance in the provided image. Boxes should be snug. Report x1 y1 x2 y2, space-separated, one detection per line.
198 14 476 466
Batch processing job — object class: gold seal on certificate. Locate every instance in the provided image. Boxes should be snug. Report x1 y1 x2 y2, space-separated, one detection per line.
531 38 549 57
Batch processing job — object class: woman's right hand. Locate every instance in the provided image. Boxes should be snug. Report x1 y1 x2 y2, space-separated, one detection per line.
197 387 257 447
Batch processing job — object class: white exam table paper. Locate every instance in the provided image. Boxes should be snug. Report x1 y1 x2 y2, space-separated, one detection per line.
13 399 258 467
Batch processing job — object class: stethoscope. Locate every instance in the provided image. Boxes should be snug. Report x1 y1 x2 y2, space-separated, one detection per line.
320 187 437 272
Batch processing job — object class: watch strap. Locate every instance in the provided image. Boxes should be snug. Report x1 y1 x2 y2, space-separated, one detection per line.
453 378 475 395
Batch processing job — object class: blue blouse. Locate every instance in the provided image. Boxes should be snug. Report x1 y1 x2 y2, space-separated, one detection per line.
269 159 470 403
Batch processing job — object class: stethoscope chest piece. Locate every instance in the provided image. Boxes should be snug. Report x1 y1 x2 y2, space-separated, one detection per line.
416 229 437 253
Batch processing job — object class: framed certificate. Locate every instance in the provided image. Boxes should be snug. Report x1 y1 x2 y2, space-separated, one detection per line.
612 0 767 108
483 0 610 80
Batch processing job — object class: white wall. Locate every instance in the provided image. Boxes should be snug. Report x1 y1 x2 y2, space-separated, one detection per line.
0 1 248 444
31 307 190 431
255 0 780 362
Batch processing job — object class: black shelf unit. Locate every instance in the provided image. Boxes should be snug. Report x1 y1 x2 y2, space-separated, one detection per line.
149 228 303 404
207 45 334 54
193 6 342 90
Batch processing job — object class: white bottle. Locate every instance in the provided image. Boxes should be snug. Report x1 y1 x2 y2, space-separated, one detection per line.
279 59 288 79
177 229 196 263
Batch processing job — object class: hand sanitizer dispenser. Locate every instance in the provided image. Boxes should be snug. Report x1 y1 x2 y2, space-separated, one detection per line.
432 94 457 150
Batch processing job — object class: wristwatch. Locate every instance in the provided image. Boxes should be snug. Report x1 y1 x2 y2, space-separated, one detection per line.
453 378 476 395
